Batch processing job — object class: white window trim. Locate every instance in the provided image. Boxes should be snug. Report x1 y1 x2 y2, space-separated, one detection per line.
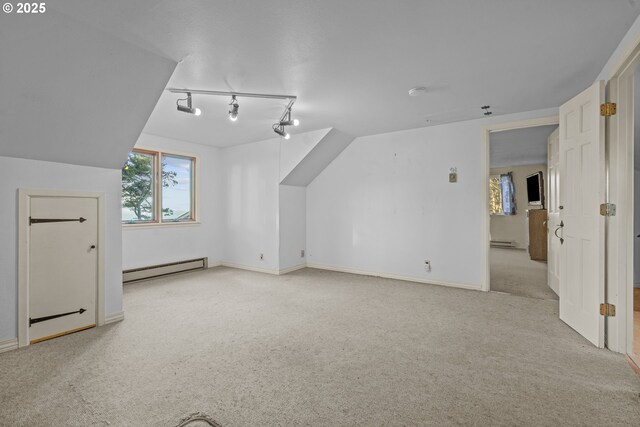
121 146 200 227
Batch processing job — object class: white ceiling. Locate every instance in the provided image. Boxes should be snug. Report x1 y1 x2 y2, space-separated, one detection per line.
46 1 640 147
0 9 176 169
490 125 558 168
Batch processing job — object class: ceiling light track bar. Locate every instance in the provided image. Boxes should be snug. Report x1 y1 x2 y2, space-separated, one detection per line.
279 98 296 122
166 88 296 101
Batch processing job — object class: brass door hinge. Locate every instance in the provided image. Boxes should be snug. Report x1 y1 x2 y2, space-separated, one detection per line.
600 303 616 317
599 203 616 216
600 102 616 117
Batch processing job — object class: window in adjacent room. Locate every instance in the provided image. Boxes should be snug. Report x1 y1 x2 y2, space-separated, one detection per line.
489 173 516 215
122 149 196 224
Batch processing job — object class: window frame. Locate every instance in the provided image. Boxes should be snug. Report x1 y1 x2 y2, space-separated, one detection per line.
122 148 198 227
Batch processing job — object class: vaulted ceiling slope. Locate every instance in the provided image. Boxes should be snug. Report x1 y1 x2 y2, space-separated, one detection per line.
0 10 176 169
45 1 640 148
490 125 558 168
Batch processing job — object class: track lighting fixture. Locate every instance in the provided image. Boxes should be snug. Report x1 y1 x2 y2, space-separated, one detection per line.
167 88 297 136
228 95 239 121
176 92 202 116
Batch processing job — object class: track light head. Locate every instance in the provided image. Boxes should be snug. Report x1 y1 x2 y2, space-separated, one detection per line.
273 125 290 139
229 95 239 121
176 93 202 116
279 118 300 127
279 108 300 127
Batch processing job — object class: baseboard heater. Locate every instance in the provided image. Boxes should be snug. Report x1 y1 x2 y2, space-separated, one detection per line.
123 258 208 284
490 240 516 248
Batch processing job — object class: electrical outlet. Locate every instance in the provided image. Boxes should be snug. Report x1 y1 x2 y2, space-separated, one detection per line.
424 260 431 272
301 249 305 258
260 253 264 260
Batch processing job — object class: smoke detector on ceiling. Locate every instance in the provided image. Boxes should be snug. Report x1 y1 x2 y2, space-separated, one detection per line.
408 87 428 97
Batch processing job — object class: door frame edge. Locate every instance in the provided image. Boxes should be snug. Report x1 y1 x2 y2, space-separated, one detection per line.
605 40 640 354
17 188 106 348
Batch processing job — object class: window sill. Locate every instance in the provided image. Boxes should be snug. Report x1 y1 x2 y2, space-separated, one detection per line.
122 221 201 230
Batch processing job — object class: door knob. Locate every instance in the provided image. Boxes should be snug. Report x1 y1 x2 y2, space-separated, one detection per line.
554 221 564 245
89 245 96 250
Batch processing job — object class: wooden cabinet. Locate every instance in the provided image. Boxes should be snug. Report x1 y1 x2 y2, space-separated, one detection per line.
528 209 548 261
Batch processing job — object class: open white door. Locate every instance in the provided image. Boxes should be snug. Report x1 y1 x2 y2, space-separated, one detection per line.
558 81 606 347
547 128 560 296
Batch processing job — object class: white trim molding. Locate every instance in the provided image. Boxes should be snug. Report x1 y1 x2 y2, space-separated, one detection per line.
220 261 280 275
603 38 640 354
306 263 481 291
279 264 307 275
105 311 125 325
18 188 107 348
0 338 18 354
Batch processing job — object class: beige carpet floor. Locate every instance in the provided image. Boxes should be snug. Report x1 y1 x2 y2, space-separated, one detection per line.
0 267 638 426
490 247 558 300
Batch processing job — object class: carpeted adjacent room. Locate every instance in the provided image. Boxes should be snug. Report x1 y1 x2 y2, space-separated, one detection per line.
0 267 638 426
490 247 557 300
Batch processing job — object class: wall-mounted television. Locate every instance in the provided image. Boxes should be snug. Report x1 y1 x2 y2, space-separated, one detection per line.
526 171 544 206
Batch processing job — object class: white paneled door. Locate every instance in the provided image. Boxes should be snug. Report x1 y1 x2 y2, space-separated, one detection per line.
29 197 98 343
558 81 606 347
547 128 560 296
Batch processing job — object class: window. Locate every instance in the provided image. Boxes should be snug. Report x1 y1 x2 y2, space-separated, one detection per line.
122 149 196 224
489 173 516 216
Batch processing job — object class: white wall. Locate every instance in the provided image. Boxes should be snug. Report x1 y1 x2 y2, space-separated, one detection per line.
221 138 281 272
307 108 557 289
122 134 223 270
0 156 122 342
279 185 307 271
490 164 547 249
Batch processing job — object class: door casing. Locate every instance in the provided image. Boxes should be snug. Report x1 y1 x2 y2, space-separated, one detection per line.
547 128 561 296
18 189 106 347
604 39 640 354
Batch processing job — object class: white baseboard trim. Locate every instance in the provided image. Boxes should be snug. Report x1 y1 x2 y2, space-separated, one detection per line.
105 311 124 324
0 338 18 354
306 262 482 291
220 261 280 275
279 263 307 275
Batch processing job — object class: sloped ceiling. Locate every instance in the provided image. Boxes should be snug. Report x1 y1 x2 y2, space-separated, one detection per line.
490 125 558 168
281 129 354 187
0 10 176 169
45 0 640 147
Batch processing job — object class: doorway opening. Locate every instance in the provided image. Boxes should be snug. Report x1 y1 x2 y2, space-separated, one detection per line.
487 124 559 300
